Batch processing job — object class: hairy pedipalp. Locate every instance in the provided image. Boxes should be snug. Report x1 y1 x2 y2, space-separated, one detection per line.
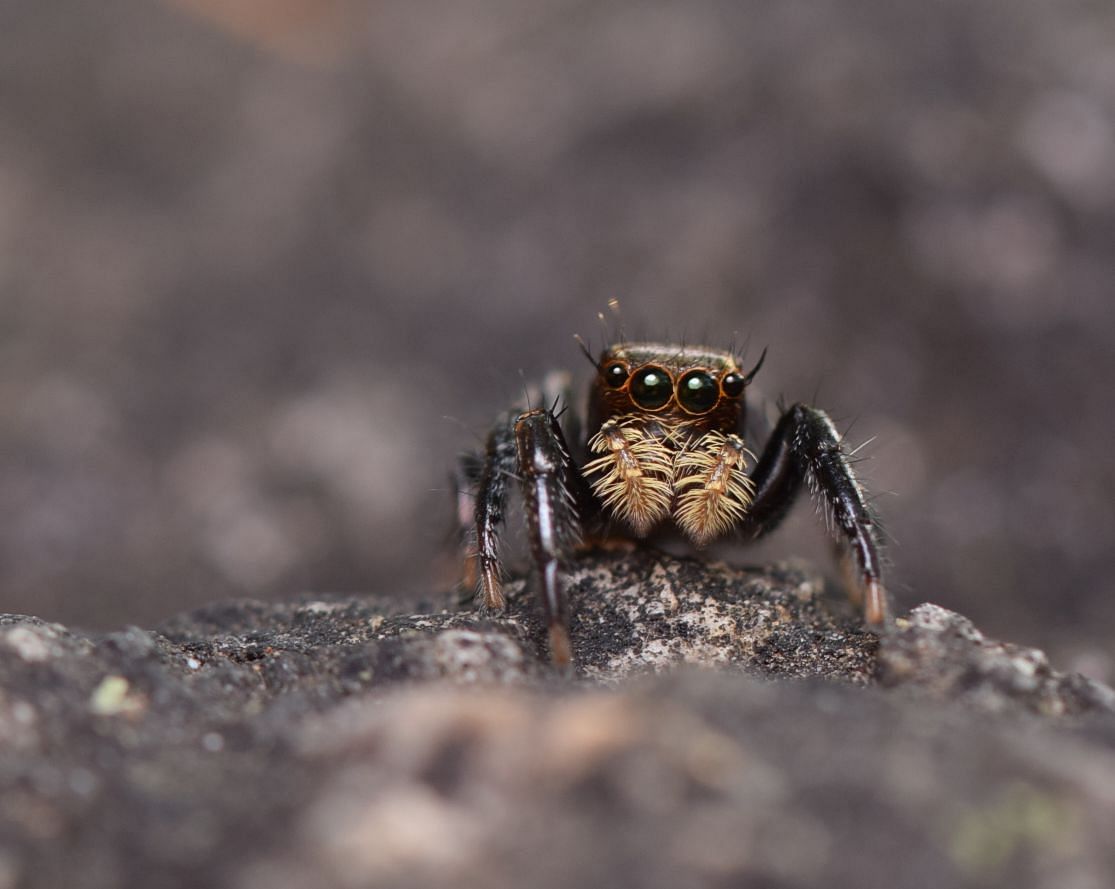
673 431 755 546
584 418 673 535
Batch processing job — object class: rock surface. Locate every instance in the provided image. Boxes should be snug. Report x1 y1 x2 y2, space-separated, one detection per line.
0 550 1113 889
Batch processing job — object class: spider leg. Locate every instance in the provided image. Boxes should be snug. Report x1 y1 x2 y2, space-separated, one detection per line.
467 414 519 612
462 399 588 665
742 404 888 626
513 409 584 667
535 370 583 462
523 369 598 522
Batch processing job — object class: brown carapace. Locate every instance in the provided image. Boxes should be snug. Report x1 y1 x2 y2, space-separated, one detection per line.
457 339 887 667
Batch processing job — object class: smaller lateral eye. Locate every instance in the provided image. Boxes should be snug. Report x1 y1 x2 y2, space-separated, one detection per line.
602 362 628 388
721 372 745 398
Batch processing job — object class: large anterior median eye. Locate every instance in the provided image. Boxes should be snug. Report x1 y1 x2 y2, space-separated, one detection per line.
630 366 673 410
677 370 718 414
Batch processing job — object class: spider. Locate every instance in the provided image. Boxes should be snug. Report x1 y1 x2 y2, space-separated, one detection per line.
455 338 887 666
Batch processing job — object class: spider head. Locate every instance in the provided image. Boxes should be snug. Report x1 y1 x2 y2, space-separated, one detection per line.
587 342 763 438
581 341 765 538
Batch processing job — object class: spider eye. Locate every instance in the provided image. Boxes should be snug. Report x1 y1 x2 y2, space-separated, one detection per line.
602 362 628 388
630 366 673 410
721 372 745 398
678 370 719 414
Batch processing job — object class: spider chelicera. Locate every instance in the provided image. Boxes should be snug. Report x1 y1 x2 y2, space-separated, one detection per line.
455 339 887 666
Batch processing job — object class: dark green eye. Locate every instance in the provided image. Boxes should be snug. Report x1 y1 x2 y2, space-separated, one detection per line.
602 362 628 388
721 372 745 398
630 366 673 410
678 370 719 414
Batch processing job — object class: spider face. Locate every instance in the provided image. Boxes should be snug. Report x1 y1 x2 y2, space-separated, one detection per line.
458 335 886 667
584 343 762 543
590 343 749 424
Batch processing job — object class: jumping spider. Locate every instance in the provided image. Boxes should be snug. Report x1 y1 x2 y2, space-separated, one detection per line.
456 339 886 666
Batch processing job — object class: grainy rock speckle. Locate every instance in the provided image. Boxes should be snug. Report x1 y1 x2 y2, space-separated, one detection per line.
0 551 1113 889
879 604 1115 716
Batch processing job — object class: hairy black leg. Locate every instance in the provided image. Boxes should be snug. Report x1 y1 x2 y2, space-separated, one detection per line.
513 409 584 667
742 404 887 625
532 371 581 453
470 415 519 612
526 370 599 526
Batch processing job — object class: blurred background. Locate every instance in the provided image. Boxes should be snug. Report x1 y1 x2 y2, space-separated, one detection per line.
1 0 1112 678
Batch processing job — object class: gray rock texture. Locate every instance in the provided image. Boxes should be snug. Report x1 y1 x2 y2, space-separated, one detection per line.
0 550 1112 889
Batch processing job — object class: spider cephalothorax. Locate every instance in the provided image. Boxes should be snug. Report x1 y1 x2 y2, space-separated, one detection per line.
456 338 886 667
582 343 763 544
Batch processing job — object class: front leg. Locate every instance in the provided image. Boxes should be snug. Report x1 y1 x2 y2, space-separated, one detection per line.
513 409 585 667
743 404 888 626
462 406 587 666
461 371 587 614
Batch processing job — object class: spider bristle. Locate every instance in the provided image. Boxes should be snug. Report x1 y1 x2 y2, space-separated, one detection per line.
601 297 626 346
742 347 767 385
574 333 599 369
444 415 486 448
517 369 534 412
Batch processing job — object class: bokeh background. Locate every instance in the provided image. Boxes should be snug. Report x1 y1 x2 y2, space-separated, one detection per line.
1 0 1112 677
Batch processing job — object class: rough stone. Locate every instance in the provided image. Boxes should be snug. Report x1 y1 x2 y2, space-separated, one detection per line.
879 604 1115 716
0 550 1112 889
